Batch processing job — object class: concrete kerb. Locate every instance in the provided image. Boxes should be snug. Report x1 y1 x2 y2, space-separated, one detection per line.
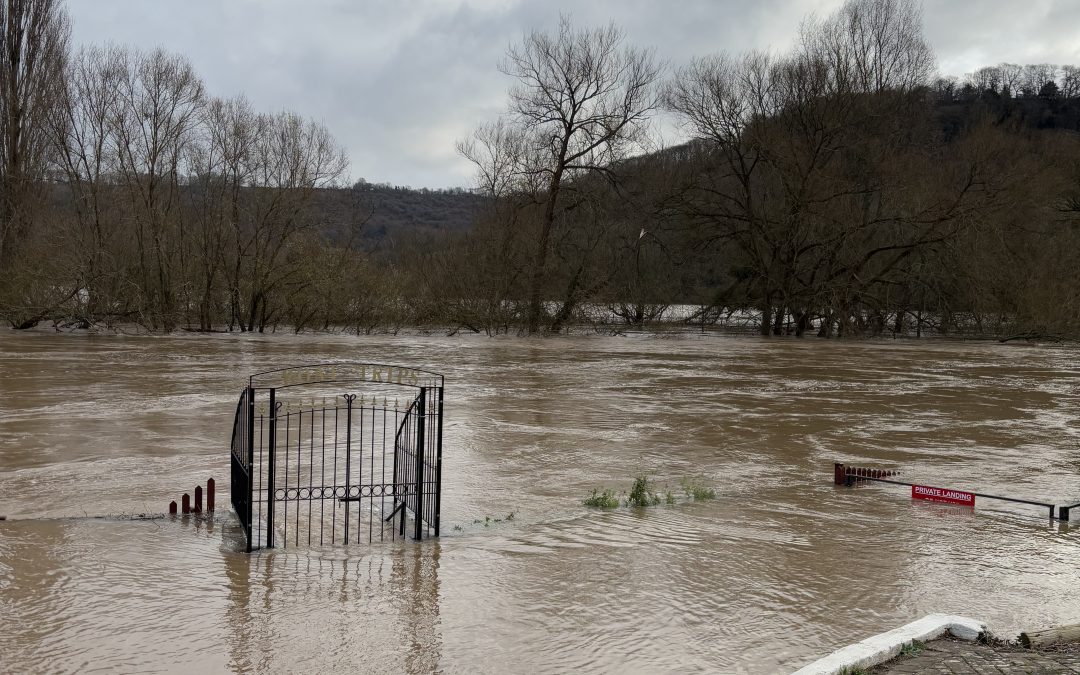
791 613 986 675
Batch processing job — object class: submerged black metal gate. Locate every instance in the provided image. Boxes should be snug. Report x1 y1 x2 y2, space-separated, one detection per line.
229 363 444 551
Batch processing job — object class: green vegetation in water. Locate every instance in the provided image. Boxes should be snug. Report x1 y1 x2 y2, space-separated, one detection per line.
583 488 620 509
466 513 517 528
584 475 718 509
627 475 662 507
452 524 463 532
837 668 868 675
682 477 716 501
900 639 925 657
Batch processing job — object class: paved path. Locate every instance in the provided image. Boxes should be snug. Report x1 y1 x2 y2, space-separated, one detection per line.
872 636 1080 674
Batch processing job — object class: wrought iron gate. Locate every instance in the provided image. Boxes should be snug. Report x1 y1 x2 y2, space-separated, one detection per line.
229 363 444 551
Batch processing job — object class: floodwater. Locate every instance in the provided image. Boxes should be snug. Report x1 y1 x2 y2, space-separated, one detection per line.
1 331 1078 674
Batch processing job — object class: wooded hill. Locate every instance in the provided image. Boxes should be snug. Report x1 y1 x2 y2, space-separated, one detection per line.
346 182 484 251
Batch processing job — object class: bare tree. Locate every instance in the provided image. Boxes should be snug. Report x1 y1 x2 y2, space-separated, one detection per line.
47 41 349 333
185 95 258 330
232 110 348 332
476 15 661 333
457 120 537 199
999 62 1023 96
968 66 1003 94
0 0 69 271
668 0 955 337
1020 63 1057 98
1059 65 1080 99
803 0 935 95
49 44 125 323
111 47 205 329
932 75 959 102
450 120 535 332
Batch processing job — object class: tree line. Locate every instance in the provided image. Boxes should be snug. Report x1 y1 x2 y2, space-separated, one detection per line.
2 0 1079 338
1 0 358 332
937 63 1080 102
425 0 1080 338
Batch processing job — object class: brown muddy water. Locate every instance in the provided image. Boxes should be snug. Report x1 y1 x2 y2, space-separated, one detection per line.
0 332 1078 674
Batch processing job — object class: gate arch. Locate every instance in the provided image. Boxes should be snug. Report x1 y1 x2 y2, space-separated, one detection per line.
230 363 444 551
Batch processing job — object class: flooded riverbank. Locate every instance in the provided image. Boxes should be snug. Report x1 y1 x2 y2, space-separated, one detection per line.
1 332 1078 673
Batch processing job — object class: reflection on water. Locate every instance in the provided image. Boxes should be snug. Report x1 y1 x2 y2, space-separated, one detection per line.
220 529 441 673
1 332 1079 673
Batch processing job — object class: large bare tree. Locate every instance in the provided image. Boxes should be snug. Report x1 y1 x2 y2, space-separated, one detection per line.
667 0 968 336
111 48 205 329
466 16 662 333
49 44 125 322
0 0 68 270
229 110 348 332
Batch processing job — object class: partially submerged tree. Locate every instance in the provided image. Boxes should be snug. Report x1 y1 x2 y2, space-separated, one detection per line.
665 0 995 336
0 0 70 326
112 48 206 330
0 0 69 264
464 16 662 333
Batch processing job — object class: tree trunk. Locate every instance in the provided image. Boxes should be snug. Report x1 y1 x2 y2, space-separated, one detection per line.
526 156 566 335
794 311 810 337
772 306 785 336
548 267 583 334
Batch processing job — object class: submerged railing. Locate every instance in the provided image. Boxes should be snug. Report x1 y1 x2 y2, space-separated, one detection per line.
230 363 444 551
834 462 1071 520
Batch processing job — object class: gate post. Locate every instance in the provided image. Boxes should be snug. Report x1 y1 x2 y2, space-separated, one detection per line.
266 388 277 549
344 394 355 544
414 387 426 540
434 386 444 536
246 386 255 552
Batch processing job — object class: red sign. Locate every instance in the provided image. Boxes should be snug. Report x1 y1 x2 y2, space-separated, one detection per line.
911 484 975 507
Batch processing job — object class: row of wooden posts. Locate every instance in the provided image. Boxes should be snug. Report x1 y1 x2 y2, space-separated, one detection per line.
169 478 215 515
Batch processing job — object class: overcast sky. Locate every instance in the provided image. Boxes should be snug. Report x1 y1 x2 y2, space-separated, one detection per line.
67 0 1080 189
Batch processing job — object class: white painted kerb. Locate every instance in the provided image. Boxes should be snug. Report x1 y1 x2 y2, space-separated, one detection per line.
791 613 986 675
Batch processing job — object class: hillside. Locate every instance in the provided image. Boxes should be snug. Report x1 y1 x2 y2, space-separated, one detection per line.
348 182 486 250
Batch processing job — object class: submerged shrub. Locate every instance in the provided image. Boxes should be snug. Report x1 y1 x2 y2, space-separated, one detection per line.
583 488 620 508
584 475 713 510
682 477 716 501
627 475 661 507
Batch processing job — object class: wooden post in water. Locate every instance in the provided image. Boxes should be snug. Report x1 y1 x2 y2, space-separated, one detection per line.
207 478 215 512
194 486 203 513
169 501 177 515
182 493 191 514
834 463 845 485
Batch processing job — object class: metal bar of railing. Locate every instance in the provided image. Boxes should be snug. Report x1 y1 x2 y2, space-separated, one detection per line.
844 473 1057 518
